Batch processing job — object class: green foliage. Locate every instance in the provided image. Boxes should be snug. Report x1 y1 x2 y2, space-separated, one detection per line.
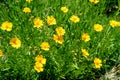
0 0 120 80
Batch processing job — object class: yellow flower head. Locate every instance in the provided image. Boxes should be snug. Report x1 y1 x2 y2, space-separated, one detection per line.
47 16 56 25
53 34 64 44
23 7 31 13
0 50 3 57
26 0 32 3
109 20 120 28
70 15 80 23
94 24 103 32
35 62 43 67
41 42 50 51
33 18 43 28
81 49 89 57
34 64 44 72
82 33 90 42
89 0 99 4
94 58 102 68
55 27 65 36
10 37 21 49
61 6 68 13
1 21 13 31
35 55 46 64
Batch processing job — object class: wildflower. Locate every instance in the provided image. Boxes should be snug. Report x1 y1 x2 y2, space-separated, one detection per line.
26 0 32 3
23 7 31 13
10 37 21 49
94 58 102 68
47 16 56 25
82 33 90 42
61 6 68 13
109 20 120 28
81 49 89 57
1 21 13 31
89 0 99 4
55 27 65 36
33 18 43 28
34 55 46 72
41 42 50 51
0 50 3 57
35 55 46 64
70 15 80 23
34 63 44 72
94 24 103 32
53 34 64 44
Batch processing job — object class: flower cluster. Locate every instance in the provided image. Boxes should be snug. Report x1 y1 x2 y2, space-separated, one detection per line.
109 20 120 28
53 27 66 44
34 55 46 72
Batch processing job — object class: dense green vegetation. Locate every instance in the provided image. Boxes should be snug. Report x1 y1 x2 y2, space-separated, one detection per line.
0 0 120 80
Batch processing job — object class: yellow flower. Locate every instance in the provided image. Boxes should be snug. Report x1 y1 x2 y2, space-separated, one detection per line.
47 16 56 25
94 58 102 68
33 18 43 28
0 50 3 57
109 20 120 28
89 0 99 4
53 34 64 44
35 62 43 67
1 21 13 31
55 27 65 36
41 42 50 51
94 24 103 32
26 0 32 3
81 49 89 57
10 37 21 49
61 7 68 13
23 7 31 13
35 55 46 64
34 64 44 72
82 33 90 42
70 15 80 23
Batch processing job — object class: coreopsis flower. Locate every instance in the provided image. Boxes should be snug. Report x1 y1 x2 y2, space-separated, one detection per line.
81 49 89 57
34 55 46 72
1 21 13 31
35 55 46 64
23 7 31 13
82 33 90 42
34 62 44 72
55 27 65 36
53 34 64 44
47 16 56 25
94 58 102 68
41 42 50 51
26 0 32 3
0 50 3 57
70 15 80 23
61 6 68 13
33 18 43 28
89 0 99 4
94 24 103 32
109 20 119 28
10 37 21 49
